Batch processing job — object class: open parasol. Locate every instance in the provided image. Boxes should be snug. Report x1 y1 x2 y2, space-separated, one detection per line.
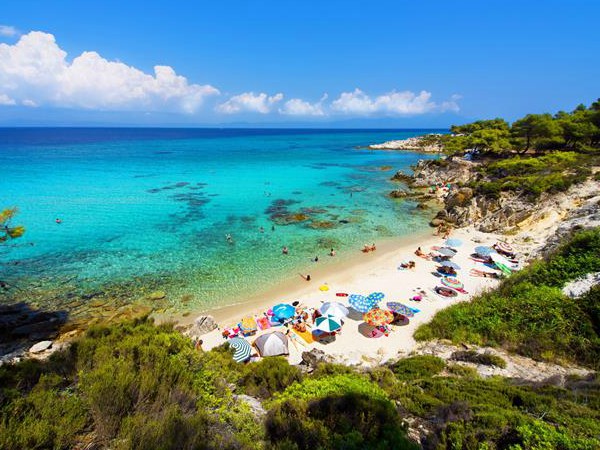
386 302 415 318
363 308 394 326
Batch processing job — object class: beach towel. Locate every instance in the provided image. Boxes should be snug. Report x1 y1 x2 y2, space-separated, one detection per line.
256 316 271 330
293 328 314 344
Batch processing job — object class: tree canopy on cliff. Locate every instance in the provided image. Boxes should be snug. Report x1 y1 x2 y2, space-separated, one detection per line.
443 98 600 155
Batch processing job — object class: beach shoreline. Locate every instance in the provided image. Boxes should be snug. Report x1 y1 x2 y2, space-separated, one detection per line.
179 224 514 367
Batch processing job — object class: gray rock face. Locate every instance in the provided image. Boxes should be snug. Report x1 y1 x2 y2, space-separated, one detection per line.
301 348 335 369
29 341 53 353
180 315 218 338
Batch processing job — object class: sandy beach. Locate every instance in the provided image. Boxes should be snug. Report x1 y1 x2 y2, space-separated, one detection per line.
195 225 509 366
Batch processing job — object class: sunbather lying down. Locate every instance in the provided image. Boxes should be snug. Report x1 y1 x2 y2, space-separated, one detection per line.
470 268 502 279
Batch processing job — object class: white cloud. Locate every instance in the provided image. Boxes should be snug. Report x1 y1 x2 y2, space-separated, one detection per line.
0 25 18 37
0 31 219 113
216 91 283 114
0 93 16 105
331 88 459 115
280 94 327 116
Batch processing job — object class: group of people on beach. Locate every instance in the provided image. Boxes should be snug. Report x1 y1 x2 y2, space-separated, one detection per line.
362 243 376 253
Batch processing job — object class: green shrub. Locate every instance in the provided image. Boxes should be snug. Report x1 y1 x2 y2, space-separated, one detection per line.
270 373 388 407
240 356 303 399
391 355 446 379
447 364 479 378
265 393 418 450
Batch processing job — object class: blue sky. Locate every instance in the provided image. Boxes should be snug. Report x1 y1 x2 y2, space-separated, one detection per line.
0 0 598 127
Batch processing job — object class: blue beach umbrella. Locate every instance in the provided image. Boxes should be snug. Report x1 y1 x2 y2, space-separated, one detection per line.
272 303 295 320
436 247 457 257
474 246 494 257
367 292 385 302
386 302 415 318
228 337 252 363
349 294 378 313
314 314 342 333
445 238 463 248
441 260 461 270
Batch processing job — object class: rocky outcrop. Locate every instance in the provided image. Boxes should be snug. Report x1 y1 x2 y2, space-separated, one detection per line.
176 315 218 339
369 135 443 153
406 156 600 234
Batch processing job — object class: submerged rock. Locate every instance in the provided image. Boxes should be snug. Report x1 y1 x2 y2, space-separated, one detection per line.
147 291 166 300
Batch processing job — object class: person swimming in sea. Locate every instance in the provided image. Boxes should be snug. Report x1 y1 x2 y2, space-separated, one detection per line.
282 246 289 255
226 233 233 243
55 218 62 224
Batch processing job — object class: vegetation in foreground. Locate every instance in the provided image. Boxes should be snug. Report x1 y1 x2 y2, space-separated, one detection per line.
0 317 599 449
416 227 600 369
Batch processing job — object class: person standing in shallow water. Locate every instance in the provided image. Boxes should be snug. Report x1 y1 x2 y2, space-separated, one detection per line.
282 246 288 255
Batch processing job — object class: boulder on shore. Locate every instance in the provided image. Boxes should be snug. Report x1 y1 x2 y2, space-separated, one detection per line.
29 341 53 353
178 315 218 338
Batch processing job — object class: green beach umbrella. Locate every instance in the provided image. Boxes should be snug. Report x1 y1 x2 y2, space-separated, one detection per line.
314 314 342 333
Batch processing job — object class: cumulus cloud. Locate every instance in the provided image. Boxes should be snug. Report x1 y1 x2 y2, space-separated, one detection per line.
0 31 219 113
0 93 16 105
0 25 18 37
216 92 283 114
279 94 327 116
331 88 459 115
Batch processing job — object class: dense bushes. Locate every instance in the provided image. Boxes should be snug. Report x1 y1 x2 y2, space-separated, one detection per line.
470 151 592 199
415 228 600 368
266 393 418 450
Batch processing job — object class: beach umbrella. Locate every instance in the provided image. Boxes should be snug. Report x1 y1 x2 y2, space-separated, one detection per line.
437 247 457 257
441 277 464 290
349 294 378 313
254 331 289 357
489 252 512 267
272 303 295 320
445 238 463 247
228 337 252 363
386 302 415 318
363 308 394 326
314 314 342 333
495 241 514 254
441 260 461 270
319 302 349 319
474 246 494 257
367 292 385 302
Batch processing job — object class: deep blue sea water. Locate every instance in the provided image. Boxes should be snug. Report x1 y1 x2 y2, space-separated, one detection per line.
0 128 442 311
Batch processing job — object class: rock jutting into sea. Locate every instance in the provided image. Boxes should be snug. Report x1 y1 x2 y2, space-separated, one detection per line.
368 134 443 153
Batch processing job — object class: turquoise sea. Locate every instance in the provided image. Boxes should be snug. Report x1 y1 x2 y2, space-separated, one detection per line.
0 128 440 315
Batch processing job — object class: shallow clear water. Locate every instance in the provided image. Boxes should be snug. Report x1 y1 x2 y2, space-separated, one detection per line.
0 128 441 311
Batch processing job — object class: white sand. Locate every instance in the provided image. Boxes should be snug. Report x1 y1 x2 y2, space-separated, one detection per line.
198 226 508 367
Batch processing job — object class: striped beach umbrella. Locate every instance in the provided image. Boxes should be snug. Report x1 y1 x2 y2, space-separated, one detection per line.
272 303 295 320
445 238 463 247
319 302 349 319
495 241 514 254
441 277 464 290
349 294 378 313
314 314 342 333
474 246 494 257
386 302 415 318
363 308 394 326
228 337 252 363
